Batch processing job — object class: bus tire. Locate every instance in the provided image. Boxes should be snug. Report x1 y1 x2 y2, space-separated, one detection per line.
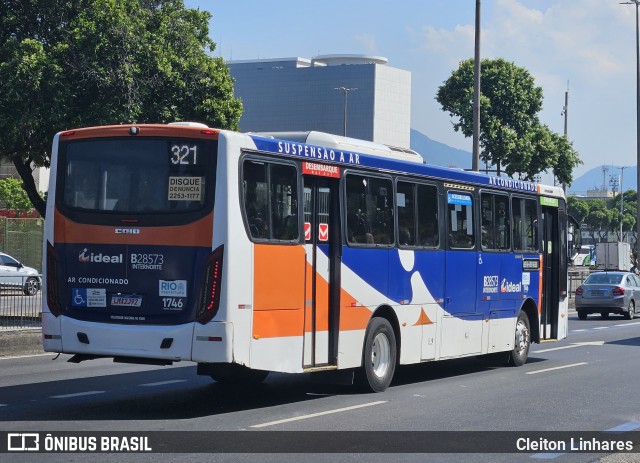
205 363 268 386
508 311 530 367
356 317 397 392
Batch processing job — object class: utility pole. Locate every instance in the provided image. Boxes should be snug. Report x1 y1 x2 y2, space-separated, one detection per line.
621 1 640 261
619 166 630 241
560 81 569 189
334 87 357 137
472 0 481 171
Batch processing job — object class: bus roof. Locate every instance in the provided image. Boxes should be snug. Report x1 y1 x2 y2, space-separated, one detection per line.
246 132 565 200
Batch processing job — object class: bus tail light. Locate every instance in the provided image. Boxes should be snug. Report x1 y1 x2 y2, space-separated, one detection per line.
197 245 224 324
46 242 63 316
612 286 625 296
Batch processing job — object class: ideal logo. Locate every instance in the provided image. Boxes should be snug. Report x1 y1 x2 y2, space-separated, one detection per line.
501 278 522 293
159 280 187 297
78 248 123 264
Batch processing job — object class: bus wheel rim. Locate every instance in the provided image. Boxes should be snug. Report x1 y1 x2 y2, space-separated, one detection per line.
515 319 529 355
371 332 391 378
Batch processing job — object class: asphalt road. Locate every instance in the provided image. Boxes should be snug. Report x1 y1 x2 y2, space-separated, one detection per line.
2 312 640 463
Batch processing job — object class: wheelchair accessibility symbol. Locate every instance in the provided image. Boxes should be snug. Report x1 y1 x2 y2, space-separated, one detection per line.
72 288 87 307
71 288 107 308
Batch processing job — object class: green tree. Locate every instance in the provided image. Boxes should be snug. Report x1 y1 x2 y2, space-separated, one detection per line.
436 58 581 184
567 195 590 224
610 190 637 242
0 0 242 217
583 199 613 242
0 178 34 211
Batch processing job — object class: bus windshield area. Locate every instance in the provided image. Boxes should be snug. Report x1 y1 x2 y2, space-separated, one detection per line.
60 138 214 214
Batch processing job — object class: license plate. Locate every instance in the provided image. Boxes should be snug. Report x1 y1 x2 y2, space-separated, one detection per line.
590 290 605 297
111 295 142 307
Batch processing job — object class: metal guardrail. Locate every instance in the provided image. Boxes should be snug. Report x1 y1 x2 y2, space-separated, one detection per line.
568 267 592 299
0 275 42 330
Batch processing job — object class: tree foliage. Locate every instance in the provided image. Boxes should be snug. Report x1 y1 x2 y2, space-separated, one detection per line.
0 178 34 211
436 58 581 184
0 0 242 217
567 192 637 244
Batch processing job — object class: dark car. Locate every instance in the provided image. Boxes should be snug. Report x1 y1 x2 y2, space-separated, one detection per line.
575 271 640 320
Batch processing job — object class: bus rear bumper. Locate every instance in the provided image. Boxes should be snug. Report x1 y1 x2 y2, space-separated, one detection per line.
51 316 195 361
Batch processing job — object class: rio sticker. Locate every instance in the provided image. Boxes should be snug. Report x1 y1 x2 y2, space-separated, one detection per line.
159 280 187 297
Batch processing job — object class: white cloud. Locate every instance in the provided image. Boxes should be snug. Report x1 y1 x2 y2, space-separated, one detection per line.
416 0 640 174
355 34 378 54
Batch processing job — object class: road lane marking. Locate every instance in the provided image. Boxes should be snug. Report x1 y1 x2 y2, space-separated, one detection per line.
533 341 604 353
614 321 640 327
525 362 587 375
140 380 187 387
0 353 56 361
531 421 640 460
606 422 640 432
50 391 105 399
251 401 387 428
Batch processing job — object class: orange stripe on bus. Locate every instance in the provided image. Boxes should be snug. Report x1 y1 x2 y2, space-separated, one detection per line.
253 308 304 339
538 254 544 315
252 244 305 338
339 287 372 331
53 209 213 247
59 124 219 140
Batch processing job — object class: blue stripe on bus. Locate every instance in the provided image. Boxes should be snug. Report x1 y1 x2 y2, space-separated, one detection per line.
250 135 540 194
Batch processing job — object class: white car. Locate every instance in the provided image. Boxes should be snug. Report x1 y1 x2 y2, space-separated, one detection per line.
0 252 41 296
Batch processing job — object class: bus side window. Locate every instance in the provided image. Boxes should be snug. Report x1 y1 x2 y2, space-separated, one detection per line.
447 192 474 249
346 174 393 246
242 160 298 242
417 184 438 247
512 197 537 252
270 164 298 241
480 193 510 251
243 161 269 239
396 182 416 246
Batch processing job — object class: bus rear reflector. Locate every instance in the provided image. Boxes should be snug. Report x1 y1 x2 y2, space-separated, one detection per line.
196 245 224 324
46 241 63 316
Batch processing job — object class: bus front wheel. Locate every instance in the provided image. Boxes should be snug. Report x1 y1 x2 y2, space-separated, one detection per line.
509 311 531 366
356 317 397 392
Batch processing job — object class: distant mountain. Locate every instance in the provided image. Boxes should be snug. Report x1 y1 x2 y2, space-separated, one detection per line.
569 165 637 195
410 129 471 169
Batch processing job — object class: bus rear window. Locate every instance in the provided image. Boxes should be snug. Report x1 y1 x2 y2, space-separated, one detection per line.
60 139 214 213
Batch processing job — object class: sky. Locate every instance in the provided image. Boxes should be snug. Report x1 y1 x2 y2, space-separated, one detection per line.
188 0 640 179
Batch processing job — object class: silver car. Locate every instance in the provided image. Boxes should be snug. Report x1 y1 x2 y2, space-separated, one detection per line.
575 271 640 320
0 252 41 296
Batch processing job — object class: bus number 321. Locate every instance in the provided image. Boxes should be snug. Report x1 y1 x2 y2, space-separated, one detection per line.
171 145 197 165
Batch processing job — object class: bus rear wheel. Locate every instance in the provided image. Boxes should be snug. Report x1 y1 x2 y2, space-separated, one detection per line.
508 311 530 367
201 363 268 386
356 317 397 392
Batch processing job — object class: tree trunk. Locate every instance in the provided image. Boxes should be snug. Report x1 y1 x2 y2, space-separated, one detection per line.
11 155 46 218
